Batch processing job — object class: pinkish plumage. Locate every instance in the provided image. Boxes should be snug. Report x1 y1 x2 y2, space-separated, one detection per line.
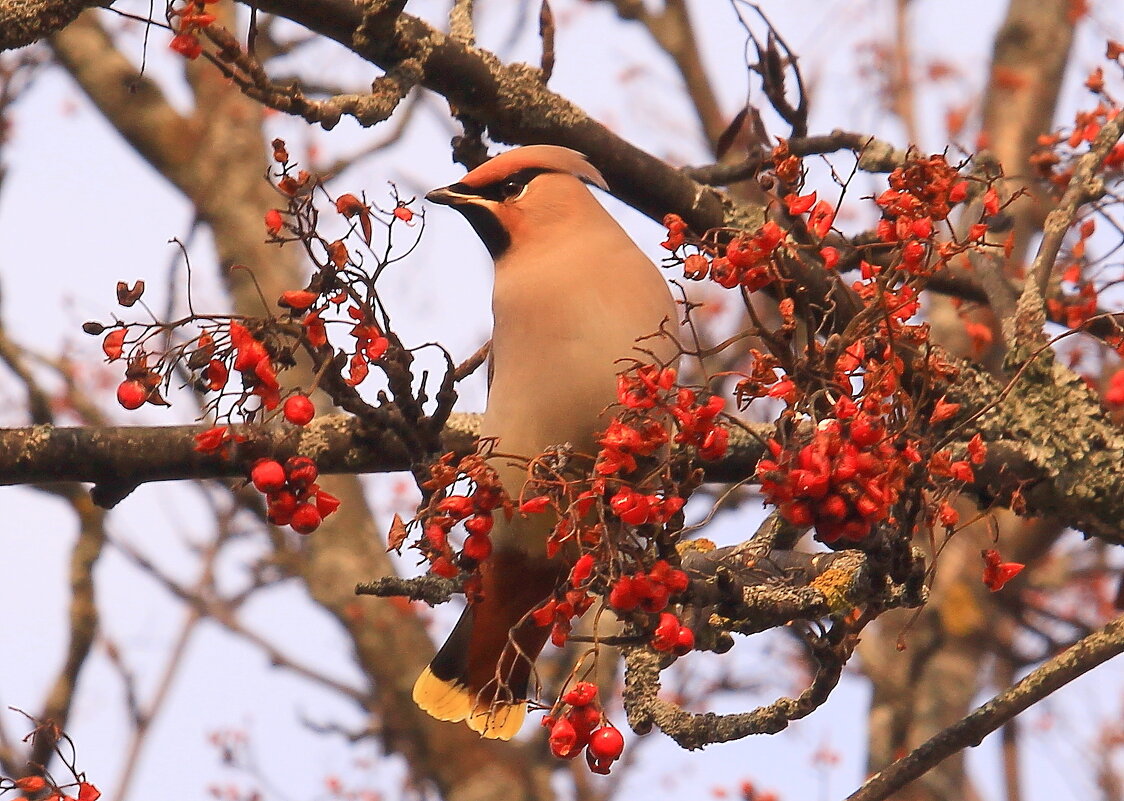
458 145 608 190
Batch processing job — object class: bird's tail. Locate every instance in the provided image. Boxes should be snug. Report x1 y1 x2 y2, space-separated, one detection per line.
412 549 563 740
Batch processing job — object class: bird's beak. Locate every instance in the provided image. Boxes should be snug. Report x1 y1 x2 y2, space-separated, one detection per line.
425 185 474 207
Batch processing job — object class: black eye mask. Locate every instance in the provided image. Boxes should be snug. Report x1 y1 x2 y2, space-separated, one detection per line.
453 167 556 203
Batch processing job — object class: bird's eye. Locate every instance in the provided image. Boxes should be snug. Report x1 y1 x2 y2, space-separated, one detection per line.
499 179 525 200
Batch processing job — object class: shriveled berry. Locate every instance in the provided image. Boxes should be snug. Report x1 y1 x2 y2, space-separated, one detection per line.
549 717 581 759
562 681 598 707
314 489 341 517
436 495 474 519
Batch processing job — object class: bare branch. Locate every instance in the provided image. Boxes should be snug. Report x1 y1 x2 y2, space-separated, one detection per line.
847 613 1124 801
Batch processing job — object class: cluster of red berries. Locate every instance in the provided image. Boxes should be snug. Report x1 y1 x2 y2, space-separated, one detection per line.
670 387 728 460
226 321 282 410
596 419 668 476
601 365 729 475
423 486 505 578
609 560 694 653
650 611 695 654
872 154 975 276
662 215 788 292
342 305 390 387
8 776 100 801
608 559 688 613
251 456 340 534
544 682 625 774
531 587 595 648
168 0 219 60
757 406 918 544
1033 101 1124 187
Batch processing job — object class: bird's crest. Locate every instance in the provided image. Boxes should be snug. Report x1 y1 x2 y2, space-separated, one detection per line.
459 145 608 191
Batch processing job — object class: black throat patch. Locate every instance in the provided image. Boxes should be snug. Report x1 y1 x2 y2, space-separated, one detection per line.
454 202 510 259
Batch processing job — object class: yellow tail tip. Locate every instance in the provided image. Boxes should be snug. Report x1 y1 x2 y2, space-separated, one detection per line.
466 701 526 741
412 668 527 740
413 667 475 722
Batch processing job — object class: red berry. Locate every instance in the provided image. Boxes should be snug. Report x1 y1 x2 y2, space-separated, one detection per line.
850 416 882 447
781 500 814 526
251 459 286 493
267 492 297 526
569 553 595 587
279 290 318 311
169 32 202 59
462 533 493 561
464 514 494 536
285 456 319 487
820 494 848 521
587 726 624 761
15 777 47 794
673 625 695 655
608 577 640 611
651 612 681 651
264 209 284 234
116 379 149 410
429 555 458 578
283 394 315 425
436 495 474 519
290 503 322 534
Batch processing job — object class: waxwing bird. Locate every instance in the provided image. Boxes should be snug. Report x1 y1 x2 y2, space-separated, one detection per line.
414 145 679 739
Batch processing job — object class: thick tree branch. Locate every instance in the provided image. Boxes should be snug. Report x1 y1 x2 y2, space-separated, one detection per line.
237 0 733 235
943 352 1124 544
0 0 104 51
622 617 859 749
3 351 1124 542
0 413 770 490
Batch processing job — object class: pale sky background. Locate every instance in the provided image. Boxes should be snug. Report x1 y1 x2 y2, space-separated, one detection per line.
0 1 1122 800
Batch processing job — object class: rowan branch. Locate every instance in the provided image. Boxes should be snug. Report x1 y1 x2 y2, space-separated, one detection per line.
1024 110 1124 303
846 613 1124 801
0 0 104 51
622 616 859 749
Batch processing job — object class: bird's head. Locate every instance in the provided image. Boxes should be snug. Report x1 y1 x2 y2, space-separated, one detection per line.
426 145 609 260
